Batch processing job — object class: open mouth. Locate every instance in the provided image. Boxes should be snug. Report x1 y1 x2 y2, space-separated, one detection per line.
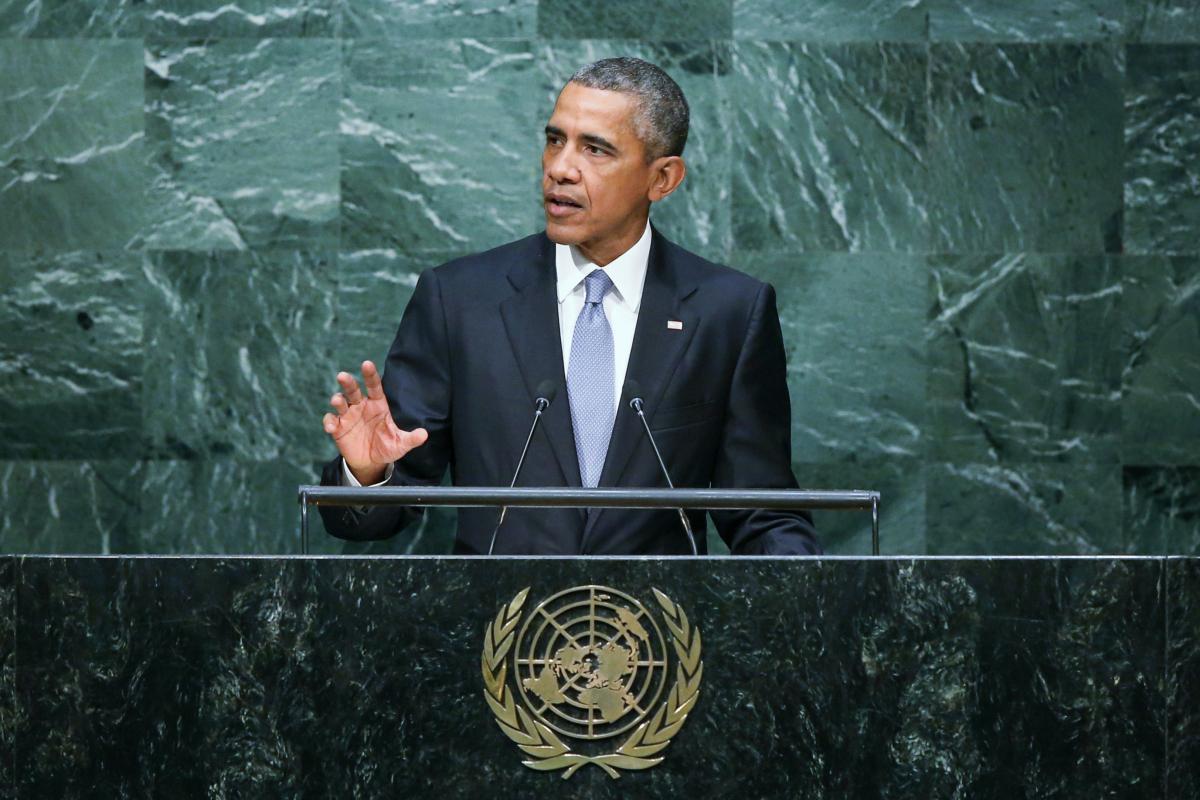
545 195 584 217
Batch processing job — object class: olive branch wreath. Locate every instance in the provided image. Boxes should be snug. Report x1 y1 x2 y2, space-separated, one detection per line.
481 586 703 780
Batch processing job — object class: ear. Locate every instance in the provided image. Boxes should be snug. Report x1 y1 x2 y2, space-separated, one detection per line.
647 156 686 203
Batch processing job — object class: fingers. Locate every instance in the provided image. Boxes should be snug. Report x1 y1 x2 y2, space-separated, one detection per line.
322 412 339 435
336 371 364 405
330 392 350 416
362 360 385 401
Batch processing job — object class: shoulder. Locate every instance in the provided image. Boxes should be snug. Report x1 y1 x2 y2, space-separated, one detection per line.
654 230 771 307
429 232 549 285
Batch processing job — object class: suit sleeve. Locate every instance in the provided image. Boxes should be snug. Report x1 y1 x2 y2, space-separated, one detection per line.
709 282 822 555
318 268 454 541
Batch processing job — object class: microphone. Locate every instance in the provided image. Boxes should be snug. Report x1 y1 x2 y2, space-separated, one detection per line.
624 379 698 556
487 380 557 555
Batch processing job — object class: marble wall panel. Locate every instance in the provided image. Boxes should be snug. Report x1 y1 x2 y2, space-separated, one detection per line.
12 0 1181 46
147 0 338 37
538 0 732 39
332 249 433 372
1122 255 1200 465
0 252 143 460
1125 466 1200 556
141 250 336 462
142 38 340 251
340 39 541 254
0 0 142 37
537 41 733 260
1168 557 1200 797
1128 0 1200 42
927 254 1122 464
928 43 1123 253
0 40 145 253
0 462 139 554
739 251 926 462
927 0 1124 42
134 459 314 554
14 557 315 796
926 462 1125 554
0 5 1196 558
733 0 928 41
341 0 535 38
1125 45 1200 255
731 42 929 253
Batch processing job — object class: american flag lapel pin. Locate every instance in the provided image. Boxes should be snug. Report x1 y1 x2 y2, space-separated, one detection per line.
667 319 683 331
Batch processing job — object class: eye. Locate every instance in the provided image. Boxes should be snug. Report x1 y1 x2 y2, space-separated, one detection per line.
584 144 606 155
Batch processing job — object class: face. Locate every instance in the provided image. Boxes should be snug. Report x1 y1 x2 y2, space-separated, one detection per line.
542 83 684 266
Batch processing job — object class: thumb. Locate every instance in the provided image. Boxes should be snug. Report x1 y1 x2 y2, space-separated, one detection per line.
403 427 429 451
394 426 428 457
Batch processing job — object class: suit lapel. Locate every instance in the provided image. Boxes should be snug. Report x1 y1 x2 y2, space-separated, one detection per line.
583 227 699 544
499 235 583 489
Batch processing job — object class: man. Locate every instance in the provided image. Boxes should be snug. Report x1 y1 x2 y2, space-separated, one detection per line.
319 57 820 555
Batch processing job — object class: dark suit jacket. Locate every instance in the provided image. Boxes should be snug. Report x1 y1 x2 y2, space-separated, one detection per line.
319 225 820 555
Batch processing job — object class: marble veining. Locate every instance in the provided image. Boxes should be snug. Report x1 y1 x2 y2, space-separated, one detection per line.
731 42 930 253
928 43 1123 253
142 38 340 251
927 254 1122 464
1125 46 1200 254
1122 256 1200 465
0 40 144 253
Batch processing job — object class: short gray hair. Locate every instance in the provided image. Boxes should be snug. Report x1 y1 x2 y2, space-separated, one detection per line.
567 57 689 161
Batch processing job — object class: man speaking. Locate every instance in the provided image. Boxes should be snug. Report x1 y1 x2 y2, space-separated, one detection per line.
319 57 820 556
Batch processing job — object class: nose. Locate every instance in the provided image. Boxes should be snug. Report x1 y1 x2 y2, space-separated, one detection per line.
544 144 581 184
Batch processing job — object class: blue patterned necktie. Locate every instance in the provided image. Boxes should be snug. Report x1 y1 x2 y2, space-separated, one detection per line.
567 269 616 488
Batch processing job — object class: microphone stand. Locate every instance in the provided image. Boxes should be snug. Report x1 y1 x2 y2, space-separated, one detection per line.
487 395 551 555
630 397 699 556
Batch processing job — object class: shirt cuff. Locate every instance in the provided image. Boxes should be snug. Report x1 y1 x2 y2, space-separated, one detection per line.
341 459 394 488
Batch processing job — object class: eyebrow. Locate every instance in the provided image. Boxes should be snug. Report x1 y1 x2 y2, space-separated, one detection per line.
544 125 619 154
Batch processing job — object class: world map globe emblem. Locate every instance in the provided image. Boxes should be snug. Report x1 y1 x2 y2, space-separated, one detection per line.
513 585 670 741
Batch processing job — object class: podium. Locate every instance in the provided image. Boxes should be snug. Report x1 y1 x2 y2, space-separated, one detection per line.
1 553 1189 797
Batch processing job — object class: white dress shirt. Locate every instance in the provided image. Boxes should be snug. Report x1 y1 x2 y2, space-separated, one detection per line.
344 220 653 488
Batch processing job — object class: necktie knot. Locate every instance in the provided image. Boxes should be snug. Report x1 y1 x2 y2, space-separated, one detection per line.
583 269 614 305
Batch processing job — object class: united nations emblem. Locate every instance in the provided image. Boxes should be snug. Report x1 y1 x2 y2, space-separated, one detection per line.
481 585 703 779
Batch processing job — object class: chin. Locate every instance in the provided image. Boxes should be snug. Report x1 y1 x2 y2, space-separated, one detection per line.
544 218 586 245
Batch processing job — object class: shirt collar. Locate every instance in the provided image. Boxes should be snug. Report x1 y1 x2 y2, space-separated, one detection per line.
554 220 652 312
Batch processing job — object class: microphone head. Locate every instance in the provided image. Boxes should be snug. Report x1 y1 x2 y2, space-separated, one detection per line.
534 379 557 406
623 379 644 410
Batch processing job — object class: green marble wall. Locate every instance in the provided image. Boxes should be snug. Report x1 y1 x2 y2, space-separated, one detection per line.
0 1 1197 555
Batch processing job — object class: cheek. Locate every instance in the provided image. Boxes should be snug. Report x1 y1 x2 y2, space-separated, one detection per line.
583 168 624 209
591 173 640 214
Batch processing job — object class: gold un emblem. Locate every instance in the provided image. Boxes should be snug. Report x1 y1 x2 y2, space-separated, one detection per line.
482 585 703 779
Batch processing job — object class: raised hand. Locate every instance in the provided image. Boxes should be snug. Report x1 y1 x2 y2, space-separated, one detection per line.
322 360 428 485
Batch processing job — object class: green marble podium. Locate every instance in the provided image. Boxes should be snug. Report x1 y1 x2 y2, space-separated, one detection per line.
0 555 1195 798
